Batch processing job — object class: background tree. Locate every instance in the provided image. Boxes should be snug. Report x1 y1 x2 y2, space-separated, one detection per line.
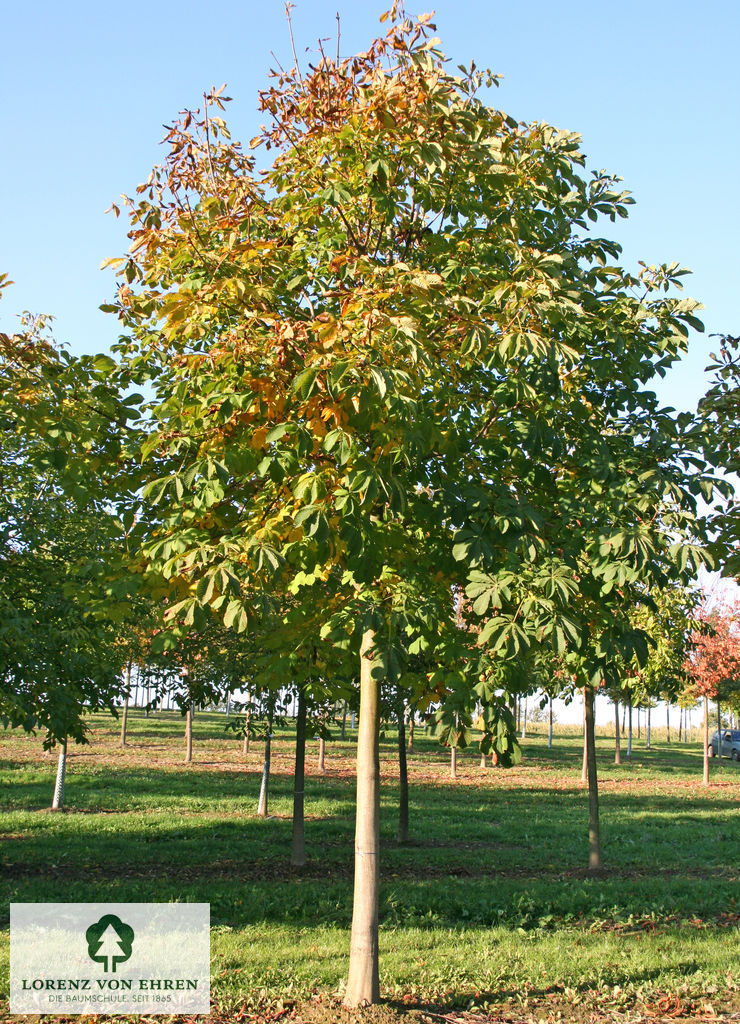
700 335 740 577
0 302 131 806
685 602 740 784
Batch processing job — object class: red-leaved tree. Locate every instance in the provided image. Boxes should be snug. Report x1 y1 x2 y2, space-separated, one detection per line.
685 603 740 784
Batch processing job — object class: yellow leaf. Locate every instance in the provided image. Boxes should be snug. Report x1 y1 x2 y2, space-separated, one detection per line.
251 426 268 449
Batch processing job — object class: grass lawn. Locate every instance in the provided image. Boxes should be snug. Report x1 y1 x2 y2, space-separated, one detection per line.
1 710 739 1022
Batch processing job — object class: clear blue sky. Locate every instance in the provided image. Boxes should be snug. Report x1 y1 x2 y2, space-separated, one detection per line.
1 0 738 414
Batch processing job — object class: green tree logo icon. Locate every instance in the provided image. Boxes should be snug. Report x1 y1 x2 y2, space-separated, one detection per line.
85 914 135 973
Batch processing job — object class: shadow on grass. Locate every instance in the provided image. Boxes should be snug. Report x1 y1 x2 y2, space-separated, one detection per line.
1 762 738 935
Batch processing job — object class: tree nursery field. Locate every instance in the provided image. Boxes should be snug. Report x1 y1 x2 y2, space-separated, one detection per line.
1 712 738 1024
3 6 740 1024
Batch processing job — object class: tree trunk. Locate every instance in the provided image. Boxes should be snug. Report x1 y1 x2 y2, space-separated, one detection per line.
185 703 193 763
318 734 326 774
450 745 457 780
621 705 626 736
584 688 602 871
480 751 487 768
627 699 633 758
243 703 251 755
717 699 722 761
341 701 347 741
703 696 710 785
521 696 527 739
666 702 671 744
51 738 67 811
397 703 409 844
637 707 641 740
407 715 414 751
121 661 132 747
614 702 621 765
646 706 651 749
344 627 381 1008
581 692 588 782
548 696 553 749
120 692 129 747
291 689 307 867
257 719 272 817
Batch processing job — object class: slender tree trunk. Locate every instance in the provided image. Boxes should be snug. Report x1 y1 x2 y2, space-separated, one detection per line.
291 689 307 867
318 735 326 774
257 710 273 817
621 705 626 736
450 745 457 780
717 699 722 761
243 703 251 755
614 702 621 764
516 698 521 734
521 697 527 739
646 706 651 749
548 696 553 749
584 688 602 871
185 703 193 763
341 701 347 741
120 693 129 747
627 699 633 758
666 703 671 744
407 715 414 751
120 662 131 748
480 751 487 768
678 707 683 743
51 738 67 811
397 704 409 844
581 692 588 782
704 696 710 785
344 628 381 1008
637 707 641 740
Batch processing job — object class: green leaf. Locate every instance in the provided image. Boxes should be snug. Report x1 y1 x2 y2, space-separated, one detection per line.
266 422 289 443
292 366 320 400
369 367 387 399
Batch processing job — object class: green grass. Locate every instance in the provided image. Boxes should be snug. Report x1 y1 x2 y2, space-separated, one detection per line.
1 711 739 1018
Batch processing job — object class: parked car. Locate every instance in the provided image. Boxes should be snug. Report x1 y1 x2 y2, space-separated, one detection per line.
708 729 740 760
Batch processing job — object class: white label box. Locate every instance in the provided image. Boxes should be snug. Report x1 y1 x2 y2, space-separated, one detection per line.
10 903 210 1015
